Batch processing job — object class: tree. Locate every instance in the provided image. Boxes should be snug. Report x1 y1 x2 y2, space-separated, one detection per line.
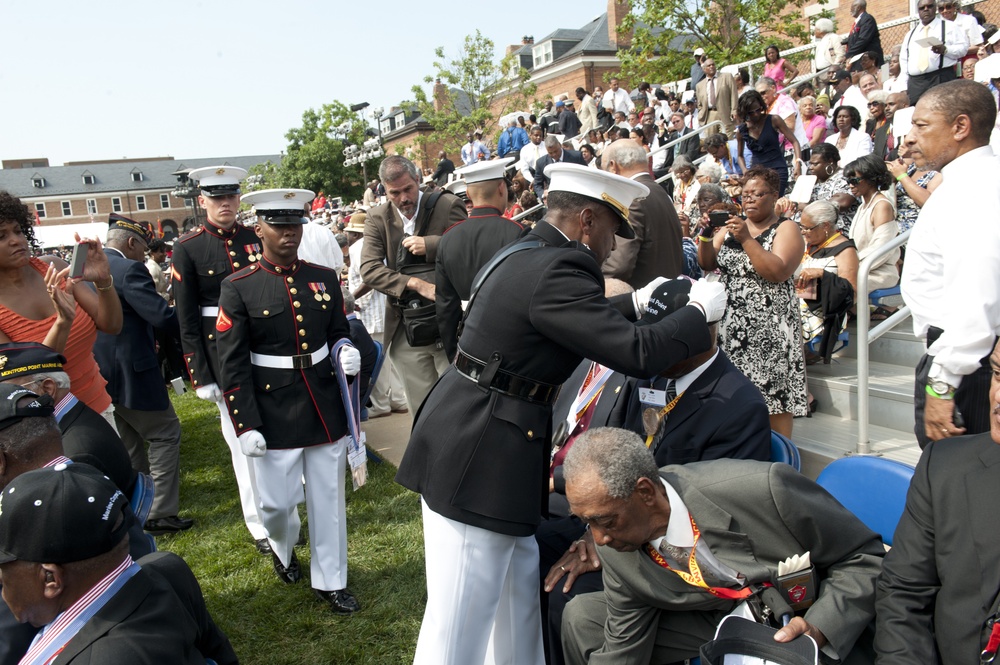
410 30 537 159
616 0 822 84
276 101 369 202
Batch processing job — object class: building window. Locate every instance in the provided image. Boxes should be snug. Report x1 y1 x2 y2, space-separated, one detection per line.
31 177 45 188
82 173 96 185
86 199 98 215
532 41 553 68
112 197 122 213
160 194 170 209
131 170 143 182
34 203 45 219
136 195 146 211
61 201 72 217
184 198 193 207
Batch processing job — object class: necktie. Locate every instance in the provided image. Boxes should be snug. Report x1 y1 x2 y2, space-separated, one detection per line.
659 541 691 570
708 78 716 108
918 24 931 71
665 379 677 402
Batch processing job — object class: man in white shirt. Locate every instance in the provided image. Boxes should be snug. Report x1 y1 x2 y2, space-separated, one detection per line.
901 79 1000 448
519 125 547 182
603 78 635 115
900 0 969 104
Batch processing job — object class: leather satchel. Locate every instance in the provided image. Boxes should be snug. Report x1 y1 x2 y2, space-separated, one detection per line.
394 191 444 348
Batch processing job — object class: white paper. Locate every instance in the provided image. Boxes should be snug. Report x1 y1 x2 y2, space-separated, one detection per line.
915 36 944 48
788 176 817 205
778 551 812 576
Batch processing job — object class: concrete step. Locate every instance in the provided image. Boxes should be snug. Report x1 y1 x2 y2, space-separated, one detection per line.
791 412 920 480
836 323 924 369
807 358 915 432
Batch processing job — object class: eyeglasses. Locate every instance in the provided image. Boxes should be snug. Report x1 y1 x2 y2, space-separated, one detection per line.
846 176 863 185
938 3 956 8
799 223 821 231
867 101 884 106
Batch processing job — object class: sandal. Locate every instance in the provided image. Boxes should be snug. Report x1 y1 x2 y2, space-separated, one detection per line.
870 306 897 322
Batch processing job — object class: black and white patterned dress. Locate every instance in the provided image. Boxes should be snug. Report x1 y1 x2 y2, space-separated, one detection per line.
716 221 808 417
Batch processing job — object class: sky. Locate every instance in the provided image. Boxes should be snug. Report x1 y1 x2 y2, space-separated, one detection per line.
2 0 610 166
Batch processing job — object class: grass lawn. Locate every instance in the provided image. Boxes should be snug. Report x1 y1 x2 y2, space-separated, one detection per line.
160 391 424 664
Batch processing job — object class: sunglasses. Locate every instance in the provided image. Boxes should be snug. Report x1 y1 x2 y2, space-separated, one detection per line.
867 101 884 106
846 176 863 185
938 3 956 8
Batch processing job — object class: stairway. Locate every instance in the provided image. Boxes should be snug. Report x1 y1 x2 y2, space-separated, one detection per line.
792 317 924 479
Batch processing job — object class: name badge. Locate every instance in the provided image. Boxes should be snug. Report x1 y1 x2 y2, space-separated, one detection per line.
639 388 667 407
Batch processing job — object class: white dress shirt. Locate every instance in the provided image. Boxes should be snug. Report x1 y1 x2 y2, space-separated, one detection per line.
901 146 1000 386
347 238 386 335
519 141 546 181
603 88 635 115
900 17 969 76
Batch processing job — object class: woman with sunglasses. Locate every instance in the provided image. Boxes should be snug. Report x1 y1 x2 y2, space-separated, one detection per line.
824 105 873 167
865 90 893 158
844 154 899 301
735 90 802 196
698 166 807 436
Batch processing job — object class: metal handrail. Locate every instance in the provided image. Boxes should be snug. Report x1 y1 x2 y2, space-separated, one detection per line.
512 202 545 222
855 228 911 455
648 120 723 160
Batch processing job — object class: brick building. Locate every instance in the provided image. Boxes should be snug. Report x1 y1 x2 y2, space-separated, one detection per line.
0 154 281 242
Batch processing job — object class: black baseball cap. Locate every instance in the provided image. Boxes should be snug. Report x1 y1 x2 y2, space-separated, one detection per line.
0 342 67 382
0 383 55 431
108 213 154 245
640 277 694 324
0 463 129 564
830 69 851 84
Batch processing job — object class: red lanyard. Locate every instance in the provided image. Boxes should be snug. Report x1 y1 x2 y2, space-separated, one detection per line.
645 514 754 600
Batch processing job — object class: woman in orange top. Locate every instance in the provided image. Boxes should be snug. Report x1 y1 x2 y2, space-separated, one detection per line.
0 192 122 416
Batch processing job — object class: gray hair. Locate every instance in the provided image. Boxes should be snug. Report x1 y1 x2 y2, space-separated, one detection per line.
697 182 728 204
341 286 355 313
695 162 723 183
602 140 648 169
814 18 835 34
563 428 659 500
797 95 816 109
866 89 889 104
0 414 61 473
544 135 563 149
672 155 694 175
802 200 840 227
378 155 420 185
755 76 777 92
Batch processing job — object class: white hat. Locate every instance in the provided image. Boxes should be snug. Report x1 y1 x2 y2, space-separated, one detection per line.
444 179 468 197
546 163 649 238
976 53 1000 80
455 157 515 184
693 47 705 56
188 166 248 197
241 189 315 224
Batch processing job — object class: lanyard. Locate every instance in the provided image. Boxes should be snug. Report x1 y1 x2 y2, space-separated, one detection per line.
643 390 685 448
645 515 754 600
802 231 842 262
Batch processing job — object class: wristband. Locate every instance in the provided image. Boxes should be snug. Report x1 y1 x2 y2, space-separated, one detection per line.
895 173 908 182
698 235 713 243
925 384 955 400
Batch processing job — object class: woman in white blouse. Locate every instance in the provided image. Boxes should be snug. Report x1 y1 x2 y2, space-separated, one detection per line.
825 105 873 167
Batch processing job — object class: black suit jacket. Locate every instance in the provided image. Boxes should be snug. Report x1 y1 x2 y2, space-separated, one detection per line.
662 128 702 171
435 207 523 359
396 221 712 536
602 172 684 288
431 158 455 186
95 249 178 412
876 432 1000 665
846 12 884 65
533 150 588 199
60 398 137 496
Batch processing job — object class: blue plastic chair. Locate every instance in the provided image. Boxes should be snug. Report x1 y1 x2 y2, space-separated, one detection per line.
769 431 801 471
869 285 904 309
815 457 915 546
363 340 386 465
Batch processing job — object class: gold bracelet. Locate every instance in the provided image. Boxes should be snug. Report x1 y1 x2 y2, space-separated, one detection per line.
96 276 114 292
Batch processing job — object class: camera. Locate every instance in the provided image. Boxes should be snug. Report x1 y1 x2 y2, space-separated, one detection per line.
707 211 731 228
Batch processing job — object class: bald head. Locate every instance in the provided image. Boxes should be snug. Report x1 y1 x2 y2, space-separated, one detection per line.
602 139 649 176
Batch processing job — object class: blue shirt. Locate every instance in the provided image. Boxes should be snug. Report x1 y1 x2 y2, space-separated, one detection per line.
498 126 529 157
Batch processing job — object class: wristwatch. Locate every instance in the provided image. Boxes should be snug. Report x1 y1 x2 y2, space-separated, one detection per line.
927 379 956 399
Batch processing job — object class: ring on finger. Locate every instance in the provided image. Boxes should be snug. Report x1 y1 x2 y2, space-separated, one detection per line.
559 565 566 572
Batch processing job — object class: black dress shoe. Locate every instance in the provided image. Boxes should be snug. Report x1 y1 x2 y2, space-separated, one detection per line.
314 588 360 615
144 515 195 535
271 551 302 584
255 539 273 555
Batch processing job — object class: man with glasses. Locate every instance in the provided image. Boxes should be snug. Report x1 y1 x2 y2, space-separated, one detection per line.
94 214 189 535
901 0 969 104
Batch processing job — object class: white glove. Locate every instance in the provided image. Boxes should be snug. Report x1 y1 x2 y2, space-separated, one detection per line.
339 345 361 377
195 383 222 403
238 430 267 457
687 279 728 323
633 276 669 317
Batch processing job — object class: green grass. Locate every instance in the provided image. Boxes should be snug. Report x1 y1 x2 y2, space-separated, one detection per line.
160 392 424 664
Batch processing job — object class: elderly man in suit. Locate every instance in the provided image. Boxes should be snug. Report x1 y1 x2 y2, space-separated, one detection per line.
696 58 739 138
875 338 1000 664
533 135 588 200
601 140 684 288
561 428 884 665
360 155 466 414
93 215 188 536
844 0 884 67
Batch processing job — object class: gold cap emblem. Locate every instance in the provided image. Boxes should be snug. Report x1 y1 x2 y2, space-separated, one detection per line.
283 192 296 199
215 168 226 175
0 356 7 370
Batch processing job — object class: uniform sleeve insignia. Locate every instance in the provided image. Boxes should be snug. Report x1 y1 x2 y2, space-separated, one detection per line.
216 308 233 332
171 264 182 282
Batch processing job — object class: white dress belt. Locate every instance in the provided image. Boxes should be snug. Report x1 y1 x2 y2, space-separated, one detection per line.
250 343 330 370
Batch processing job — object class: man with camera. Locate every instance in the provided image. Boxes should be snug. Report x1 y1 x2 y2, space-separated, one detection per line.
359 155 466 414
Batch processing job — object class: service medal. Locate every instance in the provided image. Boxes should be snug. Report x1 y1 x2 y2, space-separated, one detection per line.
642 407 662 437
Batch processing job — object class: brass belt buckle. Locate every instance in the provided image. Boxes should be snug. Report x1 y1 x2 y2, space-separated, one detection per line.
292 354 312 370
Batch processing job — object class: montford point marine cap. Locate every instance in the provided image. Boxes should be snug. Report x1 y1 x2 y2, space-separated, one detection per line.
241 189 315 224
188 166 248 197
0 463 130 565
0 343 66 383
455 157 516 184
642 277 694 324
546 163 649 238
108 213 153 245
0 383 55 431
444 179 468 198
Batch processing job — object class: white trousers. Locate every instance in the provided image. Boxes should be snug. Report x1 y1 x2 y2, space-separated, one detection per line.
253 438 348 591
217 400 267 540
414 500 545 665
